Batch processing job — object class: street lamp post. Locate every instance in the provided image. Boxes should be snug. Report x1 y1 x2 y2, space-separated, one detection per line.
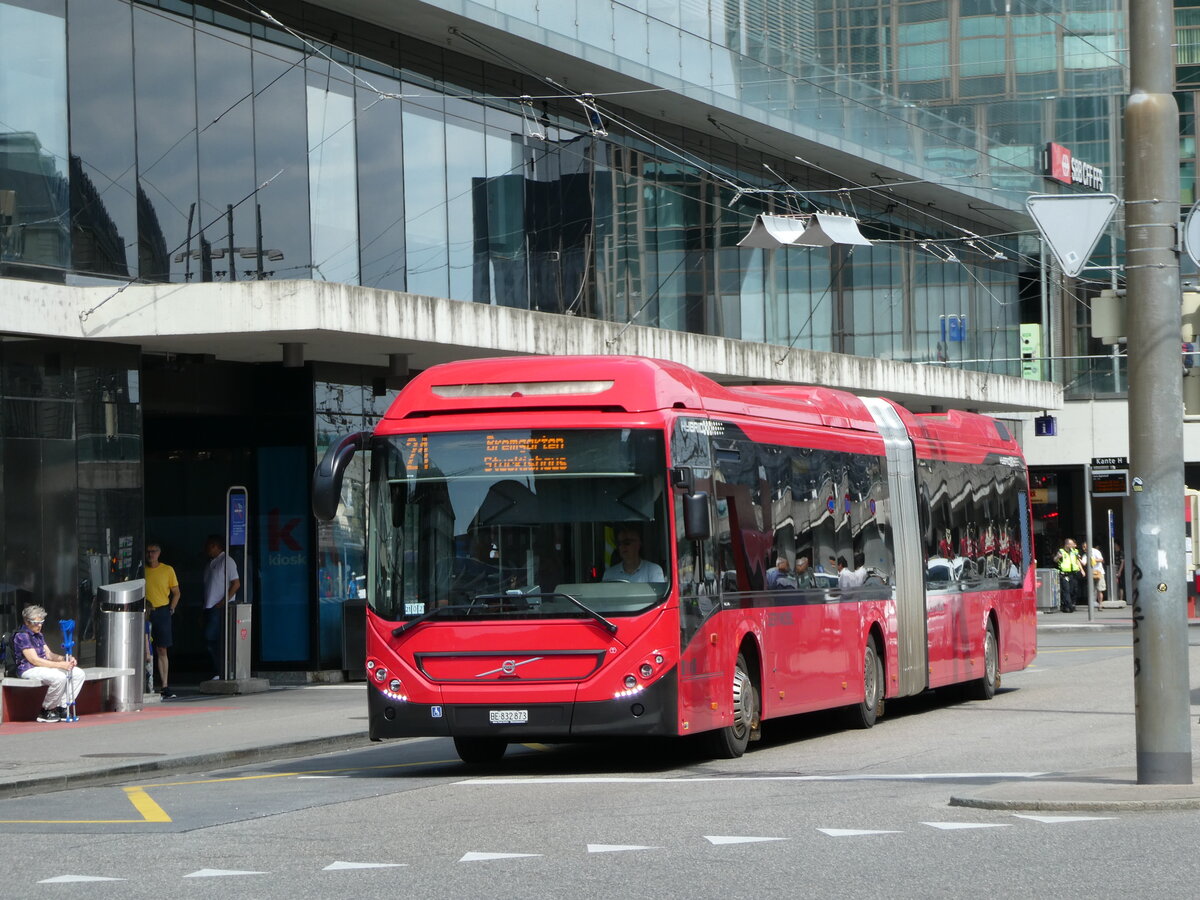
1125 0 1193 785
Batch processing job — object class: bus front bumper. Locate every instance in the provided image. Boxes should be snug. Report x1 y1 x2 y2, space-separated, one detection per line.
367 668 678 742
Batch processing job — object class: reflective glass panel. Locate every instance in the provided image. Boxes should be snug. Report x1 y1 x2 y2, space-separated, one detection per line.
403 95 449 298
68 0 135 278
307 74 360 285
133 6 198 283
357 77 406 291
251 38 311 280
196 23 255 283
0 1 69 272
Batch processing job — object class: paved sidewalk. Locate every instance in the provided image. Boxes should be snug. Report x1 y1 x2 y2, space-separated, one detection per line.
0 683 372 799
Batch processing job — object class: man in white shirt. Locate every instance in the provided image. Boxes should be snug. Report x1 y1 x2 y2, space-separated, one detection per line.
603 526 665 583
834 555 867 589
202 535 241 679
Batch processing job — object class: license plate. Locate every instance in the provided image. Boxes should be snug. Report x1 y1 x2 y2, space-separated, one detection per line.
489 709 528 725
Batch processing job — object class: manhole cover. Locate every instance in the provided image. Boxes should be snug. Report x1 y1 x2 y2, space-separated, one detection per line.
79 753 168 759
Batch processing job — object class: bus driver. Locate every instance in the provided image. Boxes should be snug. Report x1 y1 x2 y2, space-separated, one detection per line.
602 526 665 583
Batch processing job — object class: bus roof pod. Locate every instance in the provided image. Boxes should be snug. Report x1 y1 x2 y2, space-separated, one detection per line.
385 355 878 431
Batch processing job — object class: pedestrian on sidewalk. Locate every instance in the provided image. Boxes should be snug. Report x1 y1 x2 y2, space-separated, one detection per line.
1084 540 1106 606
1053 538 1081 612
13 605 85 723
145 541 180 699
202 535 240 680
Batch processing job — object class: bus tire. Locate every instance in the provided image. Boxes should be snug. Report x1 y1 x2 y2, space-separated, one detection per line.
850 638 884 729
453 736 508 764
704 653 758 759
970 620 999 701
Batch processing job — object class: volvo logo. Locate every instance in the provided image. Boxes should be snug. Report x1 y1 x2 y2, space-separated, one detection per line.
477 656 543 678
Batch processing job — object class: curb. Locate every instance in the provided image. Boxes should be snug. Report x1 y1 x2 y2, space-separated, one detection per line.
949 794 1200 812
0 732 373 800
1036 623 1133 633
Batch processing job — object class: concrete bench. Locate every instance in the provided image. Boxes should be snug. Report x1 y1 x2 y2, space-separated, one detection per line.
0 667 136 723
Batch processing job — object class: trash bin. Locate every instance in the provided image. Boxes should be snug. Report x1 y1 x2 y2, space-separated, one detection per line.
1035 567 1060 612
97 579 145 712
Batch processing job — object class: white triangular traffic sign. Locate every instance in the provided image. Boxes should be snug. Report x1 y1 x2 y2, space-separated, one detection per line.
1026 193 1120 278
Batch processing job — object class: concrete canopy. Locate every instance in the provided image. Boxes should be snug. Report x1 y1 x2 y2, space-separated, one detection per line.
11 278 1060 414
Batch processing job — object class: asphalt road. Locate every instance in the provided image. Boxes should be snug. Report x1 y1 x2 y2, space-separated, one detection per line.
3 631 1199 899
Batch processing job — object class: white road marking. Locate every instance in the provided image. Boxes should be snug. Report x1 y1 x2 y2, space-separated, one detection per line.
459 852 542 862
324 861 409 870
923 822 1012 831
818 828 902 837
704 835 786 845
587 844 660 853
38 875 124 883
459 772 1046 786
298 775 348 779
1013 814 1117 824
184 868 268 878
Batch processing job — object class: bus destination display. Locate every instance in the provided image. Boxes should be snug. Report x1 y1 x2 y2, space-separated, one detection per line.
484 435 567 473
402 433 569 474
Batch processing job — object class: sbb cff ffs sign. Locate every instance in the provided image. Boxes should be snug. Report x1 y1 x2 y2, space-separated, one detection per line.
1046 142 1104 191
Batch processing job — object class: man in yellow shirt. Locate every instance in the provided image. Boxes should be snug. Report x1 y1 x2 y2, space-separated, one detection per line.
145 542 181 698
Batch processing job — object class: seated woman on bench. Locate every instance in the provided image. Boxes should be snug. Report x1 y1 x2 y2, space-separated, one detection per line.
13 604 85 724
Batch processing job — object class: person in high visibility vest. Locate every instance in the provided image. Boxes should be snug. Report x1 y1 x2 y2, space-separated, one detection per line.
1053 538 1082 612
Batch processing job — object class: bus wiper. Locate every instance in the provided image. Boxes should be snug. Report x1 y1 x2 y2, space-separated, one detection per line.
392 604 480 637
510 591 619 636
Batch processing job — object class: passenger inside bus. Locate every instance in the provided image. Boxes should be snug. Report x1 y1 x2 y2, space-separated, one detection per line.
603 525 665 583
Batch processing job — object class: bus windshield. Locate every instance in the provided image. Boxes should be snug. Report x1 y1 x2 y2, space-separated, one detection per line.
370 428 671 623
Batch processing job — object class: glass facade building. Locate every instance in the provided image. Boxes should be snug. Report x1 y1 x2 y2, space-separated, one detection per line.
0 0 1129 671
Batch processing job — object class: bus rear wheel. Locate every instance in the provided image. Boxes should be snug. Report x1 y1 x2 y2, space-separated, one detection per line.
453 736 508 764
969 620 999 701
705 653 759 759
849 639 884 729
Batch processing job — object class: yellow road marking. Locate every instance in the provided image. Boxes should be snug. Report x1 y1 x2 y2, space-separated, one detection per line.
123 786 171 823
0 786 171 824
0 751 496 824
134 757 460 789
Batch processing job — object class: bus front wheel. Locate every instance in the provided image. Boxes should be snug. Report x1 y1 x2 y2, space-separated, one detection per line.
454 736 508 764
705 653 759 759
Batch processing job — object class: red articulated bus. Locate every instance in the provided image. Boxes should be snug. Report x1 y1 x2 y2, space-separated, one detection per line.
313 356 1037 763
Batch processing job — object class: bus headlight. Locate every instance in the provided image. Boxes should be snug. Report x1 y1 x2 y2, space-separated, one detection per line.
624 674 637 689
639 663 654 679
374 667 388 682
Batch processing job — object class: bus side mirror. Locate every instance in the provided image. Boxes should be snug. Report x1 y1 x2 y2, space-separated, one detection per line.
312 431 369 521
683 491 711 541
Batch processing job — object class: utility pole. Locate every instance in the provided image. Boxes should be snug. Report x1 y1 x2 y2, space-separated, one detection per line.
1125 0 1193 785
